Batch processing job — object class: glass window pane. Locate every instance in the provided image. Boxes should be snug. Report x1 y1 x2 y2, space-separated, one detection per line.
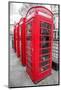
42 36 49 41
42 55 49 61
42 49 49 54
41 61 49 66
42 42 49 48
40 22 51 29
41 29 49 35
27 36 32 40
41 65 49 72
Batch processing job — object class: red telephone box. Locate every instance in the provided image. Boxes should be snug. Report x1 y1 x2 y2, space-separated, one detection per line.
20 18 26 66
13 18 26 65
26 6 53 83
15 18 26 65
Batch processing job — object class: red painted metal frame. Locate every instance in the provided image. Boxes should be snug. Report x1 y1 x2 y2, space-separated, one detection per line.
21 18 26 66
26 6 53 83
16 23 20 57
